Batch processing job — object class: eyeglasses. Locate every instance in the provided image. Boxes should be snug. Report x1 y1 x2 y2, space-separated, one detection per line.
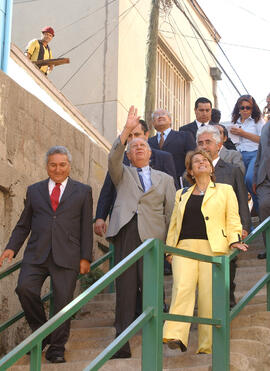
239 106 252 111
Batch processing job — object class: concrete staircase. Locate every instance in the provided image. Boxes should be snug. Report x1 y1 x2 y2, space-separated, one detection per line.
8 232 270 370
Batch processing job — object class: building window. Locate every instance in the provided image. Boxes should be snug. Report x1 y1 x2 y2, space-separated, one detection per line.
156 41 191 129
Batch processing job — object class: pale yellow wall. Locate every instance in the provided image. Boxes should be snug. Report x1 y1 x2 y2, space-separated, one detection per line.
157 1 218 123
117 0 151 134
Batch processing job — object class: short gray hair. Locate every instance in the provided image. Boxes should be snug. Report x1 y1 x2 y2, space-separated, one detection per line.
126 138 151 153
151 109 172 120
46 146 72 163
196 125 221 144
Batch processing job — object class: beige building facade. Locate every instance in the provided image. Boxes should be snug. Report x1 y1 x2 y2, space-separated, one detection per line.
12 0 221 143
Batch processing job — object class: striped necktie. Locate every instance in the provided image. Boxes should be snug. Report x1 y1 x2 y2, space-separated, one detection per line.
159 132 164 149
137 168 145 192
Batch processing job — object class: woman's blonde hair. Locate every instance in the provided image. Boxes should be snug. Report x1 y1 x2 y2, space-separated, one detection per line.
185 149 216 184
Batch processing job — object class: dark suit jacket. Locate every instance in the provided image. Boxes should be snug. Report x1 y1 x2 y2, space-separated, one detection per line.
179 121 236 150
215 159 251 232
179 120 198 141
5 178 93 271
95 148 178 220
253 121 270 187
148 130 196 185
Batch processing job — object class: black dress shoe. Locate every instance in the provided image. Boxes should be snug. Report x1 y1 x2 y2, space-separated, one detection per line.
111 349 131 359
257 252 266 259
45 354 66 363
167 339 187 352
27 336 50 355
258 251 266 259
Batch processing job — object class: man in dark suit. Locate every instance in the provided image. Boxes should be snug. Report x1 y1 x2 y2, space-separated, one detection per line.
0 146 93 363
197 126 251 307
179 97 212 141
94 119 177 237
253 115 270 259
148 109 195 188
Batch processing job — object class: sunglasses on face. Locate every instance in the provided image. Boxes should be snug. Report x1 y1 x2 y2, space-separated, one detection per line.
239 105 252 111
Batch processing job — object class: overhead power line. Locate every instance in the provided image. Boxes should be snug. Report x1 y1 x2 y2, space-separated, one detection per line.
172 0 243 96
60 0 142 91
55 0 117 33
188 0 249 94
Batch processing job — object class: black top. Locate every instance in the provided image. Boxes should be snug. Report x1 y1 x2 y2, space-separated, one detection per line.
179 194 208 241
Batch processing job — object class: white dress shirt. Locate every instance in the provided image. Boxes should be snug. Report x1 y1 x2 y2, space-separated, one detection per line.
139 165 152 192
235 117 265 152
48 177 68 201
157 127 172 143
196 120 210 129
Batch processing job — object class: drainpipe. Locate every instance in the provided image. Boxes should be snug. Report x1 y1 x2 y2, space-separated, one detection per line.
2 0 13 73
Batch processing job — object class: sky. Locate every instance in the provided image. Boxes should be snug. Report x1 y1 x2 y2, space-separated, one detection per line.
197 0 270 121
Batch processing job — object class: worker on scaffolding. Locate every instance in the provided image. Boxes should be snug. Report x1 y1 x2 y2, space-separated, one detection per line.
25 26 54 75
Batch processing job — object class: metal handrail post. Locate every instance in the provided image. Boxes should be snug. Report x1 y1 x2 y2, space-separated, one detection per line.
212 255 230 371
30 342 42 371
108 243 115 293
266 227 270 311
142 239 163 371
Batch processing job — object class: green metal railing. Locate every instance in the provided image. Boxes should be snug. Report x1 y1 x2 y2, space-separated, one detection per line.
0 243 115 334
0 216 269 370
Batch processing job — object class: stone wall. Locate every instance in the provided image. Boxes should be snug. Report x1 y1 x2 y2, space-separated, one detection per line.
0 70 109 354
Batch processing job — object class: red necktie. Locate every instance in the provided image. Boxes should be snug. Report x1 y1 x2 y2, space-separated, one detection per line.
50 183 61 211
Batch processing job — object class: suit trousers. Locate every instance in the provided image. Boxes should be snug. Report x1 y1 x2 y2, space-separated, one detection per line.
256 177 270 246
16 251 77 355
113 215 143 338
163 239 223 354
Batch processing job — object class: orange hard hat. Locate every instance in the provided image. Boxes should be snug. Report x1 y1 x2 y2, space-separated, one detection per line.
41 26 55 37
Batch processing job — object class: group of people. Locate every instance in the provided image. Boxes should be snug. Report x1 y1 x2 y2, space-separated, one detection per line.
0 93 269 362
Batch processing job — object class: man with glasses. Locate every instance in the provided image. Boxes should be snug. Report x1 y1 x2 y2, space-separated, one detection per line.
148 109 195 187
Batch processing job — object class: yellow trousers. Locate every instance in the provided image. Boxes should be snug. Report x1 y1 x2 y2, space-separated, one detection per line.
163 239 223 354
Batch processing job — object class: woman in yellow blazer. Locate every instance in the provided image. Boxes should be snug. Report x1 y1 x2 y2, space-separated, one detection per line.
163 149 248 354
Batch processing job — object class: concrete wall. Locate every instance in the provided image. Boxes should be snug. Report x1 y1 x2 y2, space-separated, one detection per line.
0 69 109 353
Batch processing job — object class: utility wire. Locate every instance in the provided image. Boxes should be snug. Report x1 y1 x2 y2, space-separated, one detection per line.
182 35 270 53
57 25 105 58
188 0 249 94
168 14 212 96
172 0 242 96
60 0 142 91
14 0 41 3
55 0 117 33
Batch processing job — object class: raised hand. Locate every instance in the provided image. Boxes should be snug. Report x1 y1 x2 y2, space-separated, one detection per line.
120 106 141 144
125 106 140 131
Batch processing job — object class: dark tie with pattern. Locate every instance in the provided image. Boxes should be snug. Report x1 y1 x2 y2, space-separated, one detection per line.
50 183 61 211
137 168 145 192
159 131 164 149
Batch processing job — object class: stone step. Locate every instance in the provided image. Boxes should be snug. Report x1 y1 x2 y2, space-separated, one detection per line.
232 310 270 329
230 338 270 367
